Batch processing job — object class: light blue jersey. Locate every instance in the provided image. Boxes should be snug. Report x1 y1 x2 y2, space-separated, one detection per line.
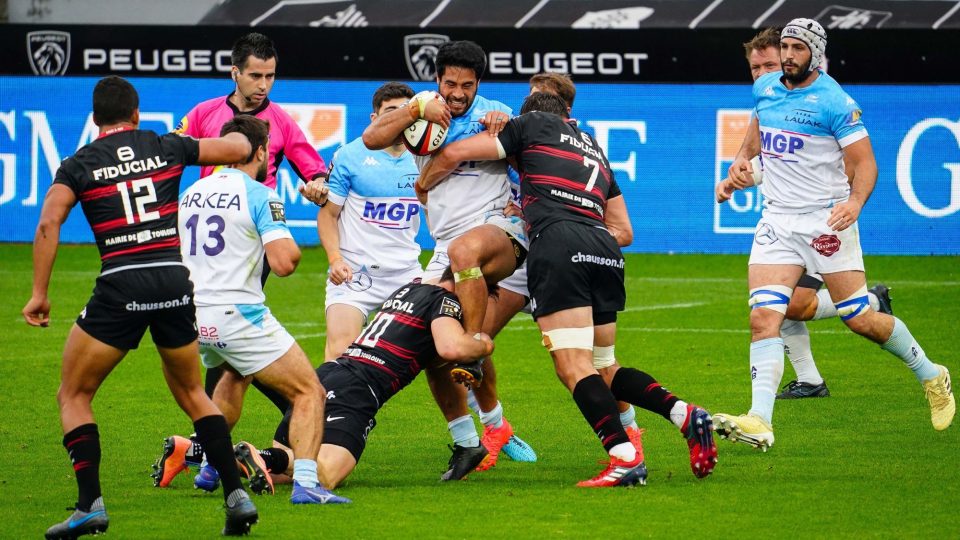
415 95 513 242
327 137 421 272
179 168 292 306
754 70 868 213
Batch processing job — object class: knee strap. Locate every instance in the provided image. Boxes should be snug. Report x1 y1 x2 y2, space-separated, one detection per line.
542 327 593 351
749 285 793 315
593 345 616 369
835 285 870 321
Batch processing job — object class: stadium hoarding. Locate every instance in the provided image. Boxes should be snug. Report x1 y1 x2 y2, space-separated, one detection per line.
3 23 960 83
1 76 958 254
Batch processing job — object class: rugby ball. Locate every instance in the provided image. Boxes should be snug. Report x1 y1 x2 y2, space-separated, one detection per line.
403 92 448 155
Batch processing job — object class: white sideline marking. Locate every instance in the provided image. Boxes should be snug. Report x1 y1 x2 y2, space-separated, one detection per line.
624 301 706 312
626 276 960 287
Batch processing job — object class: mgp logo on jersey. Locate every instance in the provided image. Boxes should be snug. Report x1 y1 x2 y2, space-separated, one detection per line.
362 197 420 230
714 110 763 234
27 31 71 76
404 34 449 81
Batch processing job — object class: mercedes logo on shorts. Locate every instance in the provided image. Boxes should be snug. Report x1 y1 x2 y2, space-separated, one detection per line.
347 271 373 292
754 223 779 245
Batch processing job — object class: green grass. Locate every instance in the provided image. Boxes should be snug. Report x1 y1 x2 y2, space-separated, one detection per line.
2 244 959 538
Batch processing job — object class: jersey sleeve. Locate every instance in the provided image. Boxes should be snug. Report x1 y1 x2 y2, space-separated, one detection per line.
831 94 868 148
158 132 201 167
52 157 81 195
430 291 464 323
278 107 327 182
497 114 530 158
248 183 294 245
325 145 352 206
608 176 622 198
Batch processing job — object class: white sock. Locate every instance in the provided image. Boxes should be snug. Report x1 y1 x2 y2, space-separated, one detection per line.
668 400 689 429
781 319 824 385
292 458 318 488
747 337 785 425
448 415 480 447
881 317 940 382
619 405 639 430
466 389 481 415
813 289 838 320
608 441 637 462
478 401 504 429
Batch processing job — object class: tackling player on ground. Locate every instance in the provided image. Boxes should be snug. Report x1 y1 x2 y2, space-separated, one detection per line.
713 19 955 450
23 77 258 538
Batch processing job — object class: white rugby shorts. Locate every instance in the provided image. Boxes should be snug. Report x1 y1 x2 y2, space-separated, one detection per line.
196 304 296 376
325 263 423 318
749 208 864 275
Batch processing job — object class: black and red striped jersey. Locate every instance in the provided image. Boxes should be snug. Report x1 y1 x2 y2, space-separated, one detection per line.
497 112 621 237
341 281 463 400
53 127 200 272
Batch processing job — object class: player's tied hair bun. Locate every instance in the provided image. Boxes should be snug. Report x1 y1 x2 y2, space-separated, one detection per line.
403 91 448 156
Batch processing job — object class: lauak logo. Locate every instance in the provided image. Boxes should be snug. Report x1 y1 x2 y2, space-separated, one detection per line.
27 31 70 76
403 34 449 81
714 110 762 234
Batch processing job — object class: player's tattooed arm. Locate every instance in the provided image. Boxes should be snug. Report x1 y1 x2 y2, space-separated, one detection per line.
728 115 761 189
23 184 76 327
604 195 633 247
432 317 494 362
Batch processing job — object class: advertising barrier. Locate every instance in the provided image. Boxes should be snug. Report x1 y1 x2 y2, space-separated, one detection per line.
1 76 958 254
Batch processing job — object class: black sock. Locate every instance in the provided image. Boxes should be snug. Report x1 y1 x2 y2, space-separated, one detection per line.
610 367 680 422
572 374 629 452
63 423 101 512
273 412 292 448
259 448 290 474
193 415 243 500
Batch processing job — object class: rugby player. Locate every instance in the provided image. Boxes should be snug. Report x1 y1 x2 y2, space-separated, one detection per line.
717 28 894 400
151 116 348 504
22 76 258 538
713 19 954 450
233 269 494 488
416 92 719 486
363 41 536 476
319 82 423 362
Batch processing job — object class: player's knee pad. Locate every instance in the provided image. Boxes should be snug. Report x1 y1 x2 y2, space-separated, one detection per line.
749 285 793 315
454 267 483 283
541 327 593 351
593 345 616 369
835 285 871 321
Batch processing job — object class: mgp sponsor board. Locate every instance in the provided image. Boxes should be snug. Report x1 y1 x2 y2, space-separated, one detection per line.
1 76 958 254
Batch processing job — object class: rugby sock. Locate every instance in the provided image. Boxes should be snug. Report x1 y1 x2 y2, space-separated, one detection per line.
609 367 679 422
813 290 838 319
781 319 824 385
259 447 290 474
747 337 784 425
478 401 504 429
466 389 481 415
194 415 244 500
572 374 632 457
292 459 319 489
619 405 639 430
448 415 480 448
273 416 291 448
881 317 940 382
668 400 690 429
186 439 205 467
63 423 101 512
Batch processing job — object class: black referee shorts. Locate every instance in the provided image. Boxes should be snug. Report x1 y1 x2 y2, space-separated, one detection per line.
527 221 626 322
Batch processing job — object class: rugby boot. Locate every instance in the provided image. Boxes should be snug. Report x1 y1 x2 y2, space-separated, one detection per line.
290 481 352 504
440 444 488 481
194 463 221 492
869 283 894 315
45 498 108 540
625 427 645 463
776 379 831 400
234 442 275 495
681 405 718 478
502 434 538 462
451 359 484 388
151 435 191 487
577 454 647 488
713 413 774 451
222 490 258 536
922 365 955 431
476 419 514 471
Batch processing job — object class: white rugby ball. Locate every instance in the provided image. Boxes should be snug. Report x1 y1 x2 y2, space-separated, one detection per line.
403 91 448 156
749 155 764 186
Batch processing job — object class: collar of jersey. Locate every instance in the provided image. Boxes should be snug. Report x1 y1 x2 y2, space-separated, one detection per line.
225 92 272 117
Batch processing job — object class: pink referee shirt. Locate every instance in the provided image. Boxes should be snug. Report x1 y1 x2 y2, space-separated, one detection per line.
174 93 326 190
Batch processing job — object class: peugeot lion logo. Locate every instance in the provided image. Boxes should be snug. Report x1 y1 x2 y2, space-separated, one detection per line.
403 34 449 81
27 31 71 76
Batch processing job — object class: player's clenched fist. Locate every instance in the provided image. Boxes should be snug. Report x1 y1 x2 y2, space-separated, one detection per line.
22 295 51 327
299 178 329 206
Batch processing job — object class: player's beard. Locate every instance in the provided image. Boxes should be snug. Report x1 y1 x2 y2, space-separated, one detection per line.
446 94 473 117
781 57 812 84
255 160 268 183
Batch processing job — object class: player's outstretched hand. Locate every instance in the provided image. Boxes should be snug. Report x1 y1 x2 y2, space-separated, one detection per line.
328 259 353 286
727 156 754 189
23 296 51 327
827 199 862 231
422 98 452 128
716 178 735 203
299 178 330 206
479 111 510 136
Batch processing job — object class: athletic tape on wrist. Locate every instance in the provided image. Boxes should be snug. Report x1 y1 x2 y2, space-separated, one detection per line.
454 267 483 283
593 345 616 369
541 327 593 351
749 285 793 314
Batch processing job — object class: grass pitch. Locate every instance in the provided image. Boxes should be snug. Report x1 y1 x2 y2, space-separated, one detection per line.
2 244 958 538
